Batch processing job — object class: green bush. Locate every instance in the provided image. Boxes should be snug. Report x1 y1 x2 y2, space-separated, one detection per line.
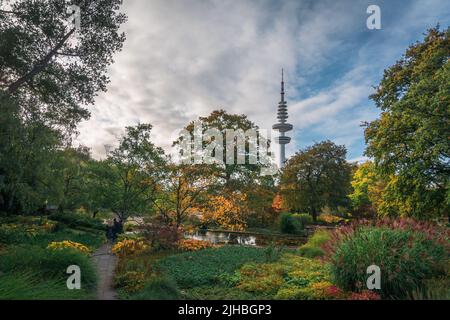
297 246 324 258
155 246 267 288
280 213 312 234
293 214 313 228
298 230 330 258
30 229 105 249
330 227 448 299
49 212 106 231
129 276 181 300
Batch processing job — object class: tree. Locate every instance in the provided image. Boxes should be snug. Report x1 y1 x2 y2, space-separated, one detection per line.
50 145 92 212
245 176 278 227
201 193 249 231
348 161 393 218
0 92 61 214
91 124 167 221
152 164 216 227
364 26 450 219
280 140 353 221
175 110 275 192
0 0 126 130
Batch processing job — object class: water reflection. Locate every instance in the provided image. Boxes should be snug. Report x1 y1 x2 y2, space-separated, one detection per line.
185 229 307 247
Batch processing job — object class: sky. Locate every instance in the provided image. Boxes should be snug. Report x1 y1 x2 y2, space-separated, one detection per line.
75 0 450 164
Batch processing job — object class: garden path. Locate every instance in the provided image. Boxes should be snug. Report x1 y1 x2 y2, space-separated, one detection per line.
92 243 118 300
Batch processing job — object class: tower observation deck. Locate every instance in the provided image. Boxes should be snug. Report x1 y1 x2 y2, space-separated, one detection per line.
272 69 293 167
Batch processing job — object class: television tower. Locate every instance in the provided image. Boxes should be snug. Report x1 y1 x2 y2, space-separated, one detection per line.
272 69 293 168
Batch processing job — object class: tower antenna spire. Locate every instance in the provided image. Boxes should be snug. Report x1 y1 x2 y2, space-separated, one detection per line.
272 68 293 168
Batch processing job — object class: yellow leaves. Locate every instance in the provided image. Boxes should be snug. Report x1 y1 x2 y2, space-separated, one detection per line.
177 239 214 251
47 240 91 254
201 193 248 231
318 213 343 224
112 239 148 258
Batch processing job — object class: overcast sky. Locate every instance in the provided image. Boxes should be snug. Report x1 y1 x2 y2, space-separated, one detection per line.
75 0 450 163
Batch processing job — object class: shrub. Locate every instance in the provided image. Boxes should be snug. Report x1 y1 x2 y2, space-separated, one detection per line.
237 254 334 300
280 213 298 234
129 276 181 300
139 223 183 250
264 242 285 263
275 281 336 300
47 240 91 254
293 213 313 228
327 223 448 299
280 213 310 234
0 215 105 248
238 263 285 295
297 246 324 258
318 213 344 224
177 239 214 251
114 271 146 293
298 229 330 258
155 246 267 288
49 212 106 231
112 239 149 258
408 277 450 300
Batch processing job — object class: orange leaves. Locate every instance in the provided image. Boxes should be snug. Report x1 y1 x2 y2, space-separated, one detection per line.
201 193 248 231
177 239 214 251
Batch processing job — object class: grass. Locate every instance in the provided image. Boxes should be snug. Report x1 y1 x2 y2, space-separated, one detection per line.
155 246 268 288
0 246 97 299
0 271 94 300
125 276 181 300
0 214 104 300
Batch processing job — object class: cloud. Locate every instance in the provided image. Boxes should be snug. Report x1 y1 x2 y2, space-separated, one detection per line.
75 0 449 163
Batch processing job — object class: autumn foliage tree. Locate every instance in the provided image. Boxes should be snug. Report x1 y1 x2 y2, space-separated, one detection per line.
152 164 217 227
201 193 249 231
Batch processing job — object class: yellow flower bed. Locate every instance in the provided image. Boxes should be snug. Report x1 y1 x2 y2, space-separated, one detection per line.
112 239 148 257
47 240 91 254
177 239 214 252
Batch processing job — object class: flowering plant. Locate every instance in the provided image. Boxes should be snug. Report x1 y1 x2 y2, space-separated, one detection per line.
177 239 214 251
47 240 91 254
112 239 148 257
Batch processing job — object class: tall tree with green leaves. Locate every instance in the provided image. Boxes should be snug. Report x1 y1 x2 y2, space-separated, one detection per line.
0 0 126 130
280 140 353 221
364 26 450 219
49 145 92 212
91 124 167 221
0 92 61 214
175 109 275 193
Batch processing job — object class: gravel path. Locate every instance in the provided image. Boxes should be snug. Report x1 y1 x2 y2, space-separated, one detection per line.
92 243 118 300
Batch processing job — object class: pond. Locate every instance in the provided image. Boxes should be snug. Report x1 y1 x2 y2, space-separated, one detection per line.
184 229 309 247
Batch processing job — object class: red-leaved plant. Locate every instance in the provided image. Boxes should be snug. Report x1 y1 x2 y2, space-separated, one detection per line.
322 217 449 259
